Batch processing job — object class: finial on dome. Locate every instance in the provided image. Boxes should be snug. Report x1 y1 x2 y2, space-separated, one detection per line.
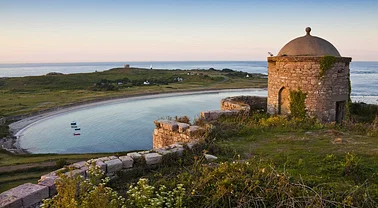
305 27 311 35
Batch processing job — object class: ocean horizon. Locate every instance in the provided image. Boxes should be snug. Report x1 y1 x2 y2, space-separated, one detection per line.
1 61 377 98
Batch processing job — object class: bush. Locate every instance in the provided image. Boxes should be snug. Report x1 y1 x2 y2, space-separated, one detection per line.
43 162 125 208
350 102 378 123
56 158 68 169
126 178 185 208
43 162 186 208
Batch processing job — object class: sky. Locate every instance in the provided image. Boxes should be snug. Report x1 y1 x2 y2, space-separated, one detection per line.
0 0 377 63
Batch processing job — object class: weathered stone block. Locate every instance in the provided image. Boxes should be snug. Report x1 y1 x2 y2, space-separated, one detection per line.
38 176 58 197
170 147 184 156
205 154 218 162
164 121 178 131
105 159 123 173
169 143 183 149
0 192 22 208
70 161 86 169
65 168 86 178
40 168 66 180
155 149 172 156
0 183 49 208
177 123 190 133
98 156 110 161
186 141 198 150
138 150 150 155
127 152 142 160
119 156 134 169
187 126 204 137
93 159 107 172
145 153 162 165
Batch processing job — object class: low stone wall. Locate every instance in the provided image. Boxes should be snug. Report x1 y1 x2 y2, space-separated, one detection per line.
153 120 204 149
154 96 267 147
221 96 267 112
200 96 267 121
0 143 192 208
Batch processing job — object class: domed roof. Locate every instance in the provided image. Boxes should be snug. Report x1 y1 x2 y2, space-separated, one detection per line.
277 27 340 57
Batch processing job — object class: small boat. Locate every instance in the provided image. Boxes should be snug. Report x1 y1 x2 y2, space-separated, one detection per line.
71 122 77 126
75 128 81 131
74 133 81 136
71 125 77 128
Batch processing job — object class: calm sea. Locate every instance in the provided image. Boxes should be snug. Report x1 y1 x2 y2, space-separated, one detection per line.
1 61 377 97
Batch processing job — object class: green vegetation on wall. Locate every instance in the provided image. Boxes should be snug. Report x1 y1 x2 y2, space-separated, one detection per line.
319 55 336 77
289 89 307 118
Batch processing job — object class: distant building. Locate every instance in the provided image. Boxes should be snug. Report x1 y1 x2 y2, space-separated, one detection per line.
267 27 352 122
124 64 130 68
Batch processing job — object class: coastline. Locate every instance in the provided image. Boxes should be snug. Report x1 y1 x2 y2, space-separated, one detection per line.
4 88 377 155
7 88 266 154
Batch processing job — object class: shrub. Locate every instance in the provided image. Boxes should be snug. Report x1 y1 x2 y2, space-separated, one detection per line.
175 116 191 124
56 158 68 169
43 162 125 208
350 102 378 123
126 178 185 208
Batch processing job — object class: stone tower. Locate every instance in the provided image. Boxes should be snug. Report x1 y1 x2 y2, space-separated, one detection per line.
267 27 352 122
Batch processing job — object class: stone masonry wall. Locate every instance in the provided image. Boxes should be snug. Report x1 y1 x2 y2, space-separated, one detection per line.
221 96 267 112
267 56 351 122
154 96 267 149
153 120 205 149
